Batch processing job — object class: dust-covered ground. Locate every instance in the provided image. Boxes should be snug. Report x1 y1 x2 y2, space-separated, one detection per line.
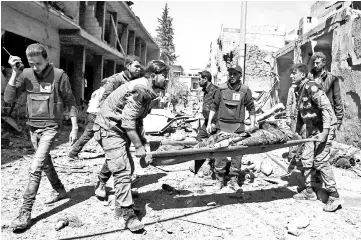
1 125 361 240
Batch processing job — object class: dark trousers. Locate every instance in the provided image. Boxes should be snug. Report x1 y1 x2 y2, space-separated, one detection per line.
194 121 215 174
22 125 63 211
69 113 96 157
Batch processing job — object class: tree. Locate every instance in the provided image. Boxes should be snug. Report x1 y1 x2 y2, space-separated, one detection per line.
155 4 177 65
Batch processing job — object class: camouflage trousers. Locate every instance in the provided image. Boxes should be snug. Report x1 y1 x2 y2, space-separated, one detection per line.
301 126 337 193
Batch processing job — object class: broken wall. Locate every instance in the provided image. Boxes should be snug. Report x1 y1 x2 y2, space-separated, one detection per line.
331 9 361 147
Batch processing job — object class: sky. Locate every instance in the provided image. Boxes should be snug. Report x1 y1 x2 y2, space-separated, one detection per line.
132 1 314 71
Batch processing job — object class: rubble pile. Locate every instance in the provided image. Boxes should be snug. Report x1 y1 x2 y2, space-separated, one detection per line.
330 141 361 171
245 45 272 79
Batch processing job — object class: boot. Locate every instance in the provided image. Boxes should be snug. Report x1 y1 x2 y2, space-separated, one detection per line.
10 209 32 230
94 181 106 198
45 186 67 204
323 196 343 212
228 176 241 191
121 206 144 232
293 188 317 201
215 173 224 190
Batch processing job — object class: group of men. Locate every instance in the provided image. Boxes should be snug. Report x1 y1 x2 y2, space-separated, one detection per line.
5 43 169 232
4 43 343 234
196 51 343 212
286 52 343 212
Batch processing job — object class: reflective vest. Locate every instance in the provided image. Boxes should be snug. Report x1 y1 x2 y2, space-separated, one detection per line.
217 83 248 123
23 68 64 123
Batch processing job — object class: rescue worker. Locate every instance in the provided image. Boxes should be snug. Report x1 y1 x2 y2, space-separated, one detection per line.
67 79 107 161
5 43 78 230
93 60 169 232
191 70 218 176
310 52 344 188
310 52 344 129
291 63 342 212
93 56 143 198
68 55 142 161
207 65 256 191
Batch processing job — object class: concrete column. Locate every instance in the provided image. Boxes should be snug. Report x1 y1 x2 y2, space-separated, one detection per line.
135 37 141 57
93 54 104 90
141 41 147 65
127 30 135 55
120 23 129 55
73 46 86 105
95 2 106 41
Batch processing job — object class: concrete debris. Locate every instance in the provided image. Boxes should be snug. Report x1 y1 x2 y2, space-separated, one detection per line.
287 216 310 236
330 141 361 169
260 161 273 176
170 130 186 141
55 218 69 231
335 157 352 169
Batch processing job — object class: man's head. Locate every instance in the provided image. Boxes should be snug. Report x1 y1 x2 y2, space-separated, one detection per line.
227 65 242 85
26 43 49 74
125 55 142 79
311 52 326 73
290 63 308 85
146 60 170 90
198 70 212 88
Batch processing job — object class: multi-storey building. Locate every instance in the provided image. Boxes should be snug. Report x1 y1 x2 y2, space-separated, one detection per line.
1 1 160 104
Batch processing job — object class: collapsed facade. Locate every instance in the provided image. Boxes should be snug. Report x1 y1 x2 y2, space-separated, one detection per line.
210 24 286 111
275 1 361 146
1 1 160 105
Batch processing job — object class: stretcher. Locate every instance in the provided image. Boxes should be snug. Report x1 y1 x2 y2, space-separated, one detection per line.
140 138 315 168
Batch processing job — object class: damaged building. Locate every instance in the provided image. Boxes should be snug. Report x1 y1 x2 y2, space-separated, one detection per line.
210 24 286 111
275 1 361 146
1 1 160 105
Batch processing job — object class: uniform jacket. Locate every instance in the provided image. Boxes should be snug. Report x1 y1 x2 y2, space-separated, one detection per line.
202 83 219 122
295 79 337 135
95 77 157 132
312 70 343 124
100 70 133 103
4 64 77 127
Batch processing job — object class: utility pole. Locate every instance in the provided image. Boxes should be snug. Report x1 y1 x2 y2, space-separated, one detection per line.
239 1 247 84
